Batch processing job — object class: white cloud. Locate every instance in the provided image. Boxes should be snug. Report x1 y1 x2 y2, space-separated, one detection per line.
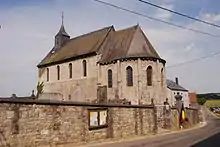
184 43 195 52
153 4 174 20
0 0 220 96
200 13 220 22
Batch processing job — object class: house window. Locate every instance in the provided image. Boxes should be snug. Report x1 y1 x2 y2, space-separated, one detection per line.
126 66 133 86
83 60 87 77
108 69 113 88
69 63 72 79
147 66 152 86
46 68 49 82
88 108 108 130
57 65 60 80
161 68 163 87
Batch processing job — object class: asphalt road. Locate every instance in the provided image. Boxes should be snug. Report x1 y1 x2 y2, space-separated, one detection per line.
92 111 220 147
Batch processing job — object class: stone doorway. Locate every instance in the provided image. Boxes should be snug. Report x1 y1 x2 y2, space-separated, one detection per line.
97 86 107 103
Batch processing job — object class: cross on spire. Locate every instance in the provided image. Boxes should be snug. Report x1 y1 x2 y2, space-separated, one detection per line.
55 11 70 38
62 11 64 26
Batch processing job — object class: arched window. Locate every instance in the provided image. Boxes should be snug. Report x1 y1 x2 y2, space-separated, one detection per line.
108 69 113 88
147 66 152 86
57 65 60 80
69 63 72 79
46 68 49 82
161 68 164 86
126 66 133 86
83 60 87 77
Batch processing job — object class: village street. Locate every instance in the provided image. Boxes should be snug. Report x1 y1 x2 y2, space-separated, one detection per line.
83 112 220 147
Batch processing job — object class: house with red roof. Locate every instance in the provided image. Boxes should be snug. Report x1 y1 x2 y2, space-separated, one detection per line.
188 92 199 109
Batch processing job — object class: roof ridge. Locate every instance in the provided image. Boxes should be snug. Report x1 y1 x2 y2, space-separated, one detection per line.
115 24 138 32
139 27 160 58
123 25 139 57
96 27 114 53
70 25 114 41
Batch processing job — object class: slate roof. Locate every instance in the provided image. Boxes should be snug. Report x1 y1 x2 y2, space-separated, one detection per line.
37 24 165 67
38 26 113 67
99 25 161 63
166 79 188 91
99 25 138 63
56 24 70 37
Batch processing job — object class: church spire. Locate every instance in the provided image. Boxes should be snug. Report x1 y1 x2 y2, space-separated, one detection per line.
55 12 70 48
56 12 70 37
62 11 64 26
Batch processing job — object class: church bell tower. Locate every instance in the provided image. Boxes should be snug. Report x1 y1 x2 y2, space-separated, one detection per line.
55 12 70 48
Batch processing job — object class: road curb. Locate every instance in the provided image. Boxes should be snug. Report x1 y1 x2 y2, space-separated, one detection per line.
76 121 208 147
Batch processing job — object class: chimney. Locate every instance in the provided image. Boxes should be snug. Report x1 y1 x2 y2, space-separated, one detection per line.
175 77 179 85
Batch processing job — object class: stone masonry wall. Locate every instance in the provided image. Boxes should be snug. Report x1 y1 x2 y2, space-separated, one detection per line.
186 108 200 126
100 59 166 105
0 99 200 147
38 55 99 102
0 99 156 147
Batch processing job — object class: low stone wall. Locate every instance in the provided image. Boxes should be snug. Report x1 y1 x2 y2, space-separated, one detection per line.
155 106 200 131
186 107 200 126
0 99 200 147
170 108 179 130
0 99 156 147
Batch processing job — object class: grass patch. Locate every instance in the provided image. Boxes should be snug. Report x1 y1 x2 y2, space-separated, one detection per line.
206 100 220 107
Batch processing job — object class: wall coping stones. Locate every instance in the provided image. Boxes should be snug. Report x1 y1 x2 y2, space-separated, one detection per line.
171 106 198 110
186 107 198 110
0 98 153 109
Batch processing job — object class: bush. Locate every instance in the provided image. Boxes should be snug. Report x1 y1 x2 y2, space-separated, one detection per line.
197 98 206 105
36 82 44 98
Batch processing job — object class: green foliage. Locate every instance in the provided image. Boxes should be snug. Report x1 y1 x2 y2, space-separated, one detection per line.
206 100 220 107
197 93 220 106
197 97 206 105
197 93 220 100
36 82 44 98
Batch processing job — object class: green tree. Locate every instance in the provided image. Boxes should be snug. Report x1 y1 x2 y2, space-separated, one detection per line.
197 97 206 105
36 82 44 98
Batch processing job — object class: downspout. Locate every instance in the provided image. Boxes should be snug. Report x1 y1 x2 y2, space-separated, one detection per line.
137 58 141 105
117 60 121 100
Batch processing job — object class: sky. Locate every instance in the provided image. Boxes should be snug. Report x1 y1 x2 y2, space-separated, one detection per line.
0 0 220 96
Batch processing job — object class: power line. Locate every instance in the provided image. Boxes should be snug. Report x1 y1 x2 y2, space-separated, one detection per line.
138 0 220 29
166 51 220 68
92 0 220 68
92 0 220 38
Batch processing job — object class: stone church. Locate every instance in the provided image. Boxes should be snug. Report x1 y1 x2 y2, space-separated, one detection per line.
37 21 167 105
